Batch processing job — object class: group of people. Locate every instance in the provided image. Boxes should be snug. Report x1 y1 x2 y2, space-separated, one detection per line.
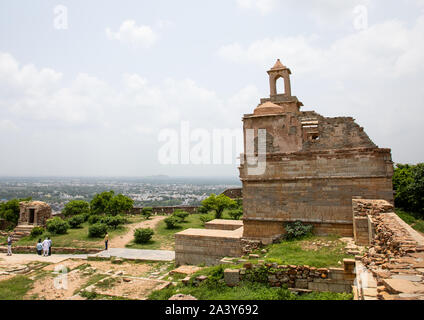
5 234 52 256
36 237 52 256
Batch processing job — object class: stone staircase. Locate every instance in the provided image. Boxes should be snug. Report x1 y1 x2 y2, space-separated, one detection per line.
11 224 35 241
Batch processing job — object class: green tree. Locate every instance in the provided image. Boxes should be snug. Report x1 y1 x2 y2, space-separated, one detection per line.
62 200 90 217
90 191 133 216
228 208 243 220
90 191 115 215
105 194 134 216
393 163 424 217
0 197 31 228
199 194 237 219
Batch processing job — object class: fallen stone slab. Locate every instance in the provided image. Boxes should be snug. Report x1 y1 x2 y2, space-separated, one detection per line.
383 278 424 294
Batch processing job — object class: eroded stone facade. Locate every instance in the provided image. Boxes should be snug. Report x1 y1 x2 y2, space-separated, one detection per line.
240 60 394 243
18 201 52 226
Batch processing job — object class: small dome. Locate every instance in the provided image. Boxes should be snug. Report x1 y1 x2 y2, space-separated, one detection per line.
253 101 285 115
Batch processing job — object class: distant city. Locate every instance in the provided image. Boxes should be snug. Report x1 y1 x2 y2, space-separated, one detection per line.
0 176 241 213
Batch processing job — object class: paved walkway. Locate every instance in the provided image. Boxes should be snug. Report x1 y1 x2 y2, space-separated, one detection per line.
0 253 88 265
91 248 175 262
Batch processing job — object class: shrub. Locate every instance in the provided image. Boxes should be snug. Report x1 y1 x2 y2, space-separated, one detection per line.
81 212 90 222
134 228 154 244
88 223 108 238
142 207 153 220
103 215 125 229
62 200 90 217
228 208 243 220
284 220 313 240
88 215 102 225
46 217 69 235
173 209 189 222
199 214 214 226
164 216 180 229
68 214 85 229
30 226 44 238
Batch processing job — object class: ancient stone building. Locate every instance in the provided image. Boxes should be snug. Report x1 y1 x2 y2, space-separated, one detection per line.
18 201 52 227
239 59 394 243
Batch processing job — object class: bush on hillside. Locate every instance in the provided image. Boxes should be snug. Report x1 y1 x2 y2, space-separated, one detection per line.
134 228 154 244
88 215 102 225
164 216 180 229
30 226 44 238
284 221 313 240
46 217 69 235
68 214 85 229
88 223 108 238
173 209 189 222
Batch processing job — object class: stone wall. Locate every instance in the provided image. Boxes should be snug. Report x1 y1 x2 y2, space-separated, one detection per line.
241 148 393 243
352 198 394 245
225 258 356 293
221 188 242 199
352 199 424 300
130 206 199 215
175 227 243 266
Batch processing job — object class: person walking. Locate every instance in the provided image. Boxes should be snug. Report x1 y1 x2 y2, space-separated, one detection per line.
47 237 52 256
42 237 49 256
104 232 109 250
36 239 43 255
6 234 12 256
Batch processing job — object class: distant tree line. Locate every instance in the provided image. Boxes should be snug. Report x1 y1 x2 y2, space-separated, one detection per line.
393 163 424 218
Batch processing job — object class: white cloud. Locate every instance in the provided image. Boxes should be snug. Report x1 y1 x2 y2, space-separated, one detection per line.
236 0 278 15
106 20 157 48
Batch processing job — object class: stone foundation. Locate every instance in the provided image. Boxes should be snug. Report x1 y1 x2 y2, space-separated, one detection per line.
204 219 243 231
175 226 243 266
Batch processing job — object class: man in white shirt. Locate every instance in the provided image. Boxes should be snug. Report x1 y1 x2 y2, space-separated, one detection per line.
42 237 49 256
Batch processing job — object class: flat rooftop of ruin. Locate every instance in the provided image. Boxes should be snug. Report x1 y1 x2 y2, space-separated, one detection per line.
176 227 243 238
205 219 243 226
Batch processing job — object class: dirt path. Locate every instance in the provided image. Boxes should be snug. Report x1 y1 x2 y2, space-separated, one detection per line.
110 215 165 248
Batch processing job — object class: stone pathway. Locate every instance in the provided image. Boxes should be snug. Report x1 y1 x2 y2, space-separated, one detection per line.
0 253 88 265
110 215 165 248
91 248 175 262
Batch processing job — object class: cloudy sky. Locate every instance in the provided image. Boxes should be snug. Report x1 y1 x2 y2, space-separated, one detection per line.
0 0 423 177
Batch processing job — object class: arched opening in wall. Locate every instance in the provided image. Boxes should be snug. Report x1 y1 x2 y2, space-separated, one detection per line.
275 76 285 95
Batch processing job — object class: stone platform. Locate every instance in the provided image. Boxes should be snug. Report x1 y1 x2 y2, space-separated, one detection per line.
175 225 243 266
89 248 175 262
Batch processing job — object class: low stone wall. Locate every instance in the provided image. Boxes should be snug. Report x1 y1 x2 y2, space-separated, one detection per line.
175 227 243 266
205 219 243 231
352 198 393 245
130 206 199 215
224 259 356 293
352 199 424 300
0 246 102 254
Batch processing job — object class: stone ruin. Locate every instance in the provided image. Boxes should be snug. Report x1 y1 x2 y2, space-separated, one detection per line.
240 59 393 243
11 201 52 240
174 60 424 299
175 59 394 268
